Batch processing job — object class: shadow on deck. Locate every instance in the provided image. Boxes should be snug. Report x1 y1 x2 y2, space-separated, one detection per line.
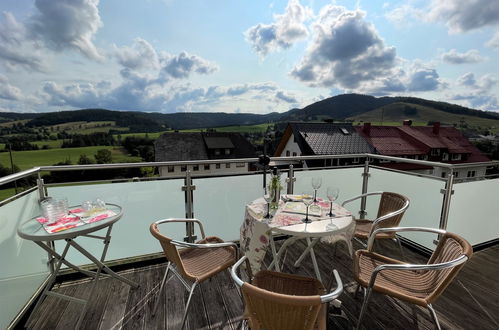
23 240 499 329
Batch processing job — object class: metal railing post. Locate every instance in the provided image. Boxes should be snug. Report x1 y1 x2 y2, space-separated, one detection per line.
438 170 455 233
286 165 296 194
359 158 370 219
182 170 197 242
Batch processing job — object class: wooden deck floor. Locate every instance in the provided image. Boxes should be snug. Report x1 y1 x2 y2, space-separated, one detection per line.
23 240 499 330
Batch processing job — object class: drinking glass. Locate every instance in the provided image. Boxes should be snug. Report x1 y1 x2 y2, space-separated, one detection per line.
327 187 340 218
311 177 322 202
301 192 314 224
263 188 274 220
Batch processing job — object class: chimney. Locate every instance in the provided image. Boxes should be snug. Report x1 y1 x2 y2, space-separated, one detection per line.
403 119 412 126
363 122 371 135
433 122 440 135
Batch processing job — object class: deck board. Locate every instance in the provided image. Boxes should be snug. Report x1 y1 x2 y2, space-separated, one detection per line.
23 240 499 330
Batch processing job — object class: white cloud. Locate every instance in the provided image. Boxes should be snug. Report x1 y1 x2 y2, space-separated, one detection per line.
452 73 499 110
291 6 397 89
113 38 160 71
245 0 310 56
29 0 104 60
0 12 46 72
275 90 297 103
486 31 499 50
427 0 499 34
0 74 24 101
385 4 422 27
441 49 485 64
159 52 218 80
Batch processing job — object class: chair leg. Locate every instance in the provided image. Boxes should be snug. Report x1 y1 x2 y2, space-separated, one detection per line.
427 304 442 330
395 236 406 261
152 262 171 316
181 281 198 329
353 283 361 298
355 287 372 330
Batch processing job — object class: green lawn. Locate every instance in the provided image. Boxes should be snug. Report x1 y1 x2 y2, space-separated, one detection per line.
0 146 141 171
0 187 17 201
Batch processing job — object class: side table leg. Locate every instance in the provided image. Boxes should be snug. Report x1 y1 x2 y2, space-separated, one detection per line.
307 237 322 283
26 241 71 326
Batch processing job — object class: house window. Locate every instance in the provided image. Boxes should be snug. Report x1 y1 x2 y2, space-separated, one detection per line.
167 165 174 173
441 172 447 178
286 150 290 156
467 170 476 177
216 163 221 169
226 163 231 168
442 153 448 161
352 157 359 164
225 148 231 155
236 162 245 168
431 149 440 156
193 165 199 171
204 164 210 170
453 171 459 178
215 149 221 155
292 152 297 156
181 165 187 172
451 154 461 160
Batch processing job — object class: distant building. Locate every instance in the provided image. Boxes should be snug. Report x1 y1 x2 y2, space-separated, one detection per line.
273 122 374 168
154 132 256 177
355 121 490 178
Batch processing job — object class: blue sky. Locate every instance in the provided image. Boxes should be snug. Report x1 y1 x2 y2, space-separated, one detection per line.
0 0 498 114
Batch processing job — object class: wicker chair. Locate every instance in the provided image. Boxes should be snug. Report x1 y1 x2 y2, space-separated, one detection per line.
231 256 343 330
150 218 238 329
353 227 473 330
342 191 409 256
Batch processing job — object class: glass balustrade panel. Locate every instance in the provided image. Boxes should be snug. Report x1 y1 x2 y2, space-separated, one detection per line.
47 179 185 264
447 178 499 246
193 174 264 241
368 168 446 250
0 191 49 329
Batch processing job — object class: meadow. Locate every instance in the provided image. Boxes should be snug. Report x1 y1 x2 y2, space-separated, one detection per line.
0 146 141 171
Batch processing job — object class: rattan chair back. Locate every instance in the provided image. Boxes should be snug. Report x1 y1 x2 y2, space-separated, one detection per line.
241 270 325 330
150 223 190 278
375 192 409 230
425 231 473 303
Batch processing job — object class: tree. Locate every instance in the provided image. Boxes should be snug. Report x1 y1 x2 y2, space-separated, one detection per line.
78 154 95 165
94 149 112 164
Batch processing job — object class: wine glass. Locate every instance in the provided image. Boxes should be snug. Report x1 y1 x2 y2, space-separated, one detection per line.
263 188 275 220
327 187 340 218
311 177 322 202
301 192 314 225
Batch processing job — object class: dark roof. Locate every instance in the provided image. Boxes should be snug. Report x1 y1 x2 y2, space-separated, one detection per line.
154 132 255 162
356 126 427 155
277 122 374 156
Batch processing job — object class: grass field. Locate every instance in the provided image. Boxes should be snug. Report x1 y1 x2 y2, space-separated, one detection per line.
0 188 18 201
0 146 141 171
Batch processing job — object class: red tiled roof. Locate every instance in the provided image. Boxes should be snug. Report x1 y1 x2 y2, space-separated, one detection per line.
355 124 490 163
355 126 427 155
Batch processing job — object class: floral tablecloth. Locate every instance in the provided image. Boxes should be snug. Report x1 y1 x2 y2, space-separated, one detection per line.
240 196 354 273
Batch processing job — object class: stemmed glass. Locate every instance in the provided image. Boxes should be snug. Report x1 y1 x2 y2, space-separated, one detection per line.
263 188 275 221
327 187 340 218
301 192 314 225
311 177 322 203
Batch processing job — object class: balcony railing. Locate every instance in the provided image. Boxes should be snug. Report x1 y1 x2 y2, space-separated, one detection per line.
1 154 498 329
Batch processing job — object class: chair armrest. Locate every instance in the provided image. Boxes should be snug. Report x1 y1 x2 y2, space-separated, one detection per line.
154 218 206 239
366 254 469 289
369 199 409 228
320 269 343 303
367 226 446 251
341 191 383 207
231 256 247 287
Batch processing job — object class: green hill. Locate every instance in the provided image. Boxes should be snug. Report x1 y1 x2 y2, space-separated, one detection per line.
349 102 499 132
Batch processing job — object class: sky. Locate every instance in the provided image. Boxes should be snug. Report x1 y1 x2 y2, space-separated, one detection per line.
0 0 498 114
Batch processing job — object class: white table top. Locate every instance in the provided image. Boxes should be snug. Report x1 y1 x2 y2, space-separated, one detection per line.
17 203 122 242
